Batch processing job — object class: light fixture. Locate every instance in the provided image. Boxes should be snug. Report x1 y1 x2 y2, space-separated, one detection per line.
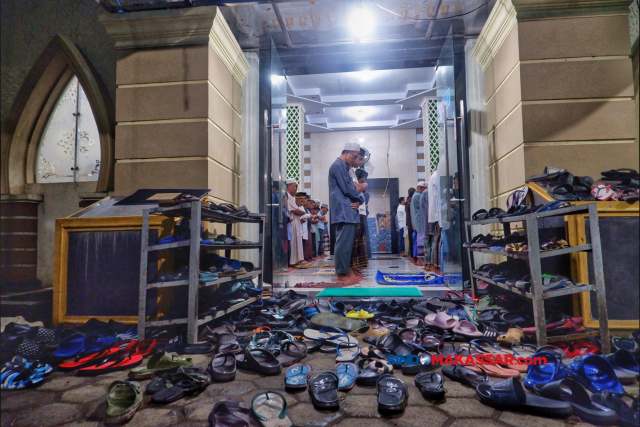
354 69 375 81
271 74 284 84
349 4 375 40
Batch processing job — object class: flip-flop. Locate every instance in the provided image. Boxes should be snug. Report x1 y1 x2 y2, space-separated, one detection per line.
336 362 358 390
377 374 408 412
533 379 617 425
356 359 393 386
335 342 360 362
477 377 572 418
57 340 136 372
303 327 357 346
591 391 640 427
308 372 340 409
52 333 114 359
77 350 144 376
208 399 251 427
151 370 211 404
415 372 446 400
251 391 292 427
441 364 489 389
285 364 311 389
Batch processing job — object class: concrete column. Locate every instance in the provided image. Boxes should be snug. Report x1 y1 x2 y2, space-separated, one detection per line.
472 0 638 209
285 103 306 186
100 7 249 205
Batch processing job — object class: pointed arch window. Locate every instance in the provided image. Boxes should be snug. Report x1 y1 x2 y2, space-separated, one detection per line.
35 76 101 183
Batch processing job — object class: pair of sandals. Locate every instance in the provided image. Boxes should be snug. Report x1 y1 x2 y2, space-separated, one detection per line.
1 355 53 390
58 339 157 375
546 173 594 201
147 366 211 403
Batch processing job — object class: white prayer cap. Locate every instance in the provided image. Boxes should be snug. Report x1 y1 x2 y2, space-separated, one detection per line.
343 142 360 152
285 178 297 185
313 199 320 203
417 181 427 187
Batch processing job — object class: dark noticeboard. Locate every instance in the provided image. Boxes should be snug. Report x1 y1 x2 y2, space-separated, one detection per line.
66 229 158 317
586 216 639 321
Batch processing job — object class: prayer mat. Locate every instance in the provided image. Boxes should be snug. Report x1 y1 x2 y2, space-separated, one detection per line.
317 287 422 298
293 282 350 288
313 268 336 274
375 270 446 286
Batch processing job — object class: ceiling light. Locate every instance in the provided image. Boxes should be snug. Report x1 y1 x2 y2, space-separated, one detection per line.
271 74 284 84
354 70 375 81
349 6 375 40
359 137 364 142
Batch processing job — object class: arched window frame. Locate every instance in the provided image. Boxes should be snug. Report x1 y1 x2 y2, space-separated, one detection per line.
3 34 114 194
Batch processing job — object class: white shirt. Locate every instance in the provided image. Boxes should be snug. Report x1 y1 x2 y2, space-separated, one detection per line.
428 170 439 224
397 204 406 229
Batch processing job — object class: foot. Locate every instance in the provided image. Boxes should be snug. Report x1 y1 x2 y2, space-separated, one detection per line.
300 260 310 265
337 274 353 284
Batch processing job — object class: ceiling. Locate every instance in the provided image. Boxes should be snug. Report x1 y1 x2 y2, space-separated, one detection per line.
286 67 436 133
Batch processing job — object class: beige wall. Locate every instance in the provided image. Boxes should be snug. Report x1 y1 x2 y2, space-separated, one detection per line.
482 13 639 207
310 129 418 220
113 45 242 204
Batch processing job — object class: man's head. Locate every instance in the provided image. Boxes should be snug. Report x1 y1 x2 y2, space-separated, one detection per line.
351 148 366 168
355 167 368 184
295 192 306 207
285 178 298 195
399 197 406 205
340 142 361 166
408 187 415 197
321 204 328 214
416 181 427 192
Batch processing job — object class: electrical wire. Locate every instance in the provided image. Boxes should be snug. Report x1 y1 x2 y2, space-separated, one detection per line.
382 129 391 198
371 0 494 21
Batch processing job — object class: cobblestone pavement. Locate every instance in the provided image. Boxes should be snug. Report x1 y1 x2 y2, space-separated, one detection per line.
2 347 637 427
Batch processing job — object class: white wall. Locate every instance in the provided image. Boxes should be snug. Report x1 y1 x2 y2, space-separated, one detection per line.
311 129 418 221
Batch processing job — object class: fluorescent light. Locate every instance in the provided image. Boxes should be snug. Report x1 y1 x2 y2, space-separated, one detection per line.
271 74 284 84
349 6 375 40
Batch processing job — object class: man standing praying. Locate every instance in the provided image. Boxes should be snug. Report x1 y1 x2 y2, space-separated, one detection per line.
328 142 365 284
284 178 306 266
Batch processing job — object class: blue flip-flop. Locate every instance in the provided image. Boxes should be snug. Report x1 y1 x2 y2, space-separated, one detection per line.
285 364 311 389
52 334 115 359
524 352 567 389
336 362 358 390
605 349 640 375
568 355 625 394
302 307 320 319
536 201 571 212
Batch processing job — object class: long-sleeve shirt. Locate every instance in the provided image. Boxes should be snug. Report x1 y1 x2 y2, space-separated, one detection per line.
411 189 423 233
328 158 365 224
396 204 406 229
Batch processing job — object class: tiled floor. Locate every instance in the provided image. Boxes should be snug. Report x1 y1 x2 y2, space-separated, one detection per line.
3 339 634 427
273 257 460 298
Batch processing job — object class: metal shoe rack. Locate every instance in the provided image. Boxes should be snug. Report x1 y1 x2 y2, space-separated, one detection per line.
464 203 610 353
138 201 264 344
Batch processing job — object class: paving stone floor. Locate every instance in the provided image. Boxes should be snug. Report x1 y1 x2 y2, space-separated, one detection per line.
3 344 636 427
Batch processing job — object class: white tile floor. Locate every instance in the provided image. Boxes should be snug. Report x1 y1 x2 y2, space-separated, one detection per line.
272 256 463 298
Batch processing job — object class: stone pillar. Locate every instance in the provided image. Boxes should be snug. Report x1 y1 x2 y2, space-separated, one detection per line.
100 7 249 204
285 103 306 186
472 0 638 209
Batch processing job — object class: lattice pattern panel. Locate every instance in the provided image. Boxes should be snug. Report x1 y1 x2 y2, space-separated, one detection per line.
427 100 442 175
285 105 304 184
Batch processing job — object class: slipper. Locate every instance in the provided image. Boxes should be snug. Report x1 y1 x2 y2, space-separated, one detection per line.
604 349 639 375
415 372 446 400
347 326 391 340
396 328 418 343
52 333 114 359
361 345 387 359
336 362 358 390
0 363 45 390
418 332 443 351
104 380 143 424
377 333 414 357
285 364 311 389
592 391 640 427
151 370 211 404
346 309 374 319
424 312 458 330
303 327 357 347
497 328 523 345
309 313 366 332
526 166 567 182
452 320 483 338
377 374 408 412
472 209 489 220
302 338 322 354
308 372 340 410
357 358 393 386
524 351 568 389
208 352 237 382
251 392 292 427
477 377 572 418
441 364 490 389
276 342 307 367
209 399 252 427
77 350 144 376
162 335 214 355
236 348 281 375
567 355 625 394
128 351 193 380
533 379 617 425
335 342 360 362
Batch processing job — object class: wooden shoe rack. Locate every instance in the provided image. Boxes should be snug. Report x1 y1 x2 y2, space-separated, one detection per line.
138 201 264 344
464 203 610 353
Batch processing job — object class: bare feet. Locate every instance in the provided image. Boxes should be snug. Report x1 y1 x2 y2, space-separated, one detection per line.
300 260 310 265
337 274 352 284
